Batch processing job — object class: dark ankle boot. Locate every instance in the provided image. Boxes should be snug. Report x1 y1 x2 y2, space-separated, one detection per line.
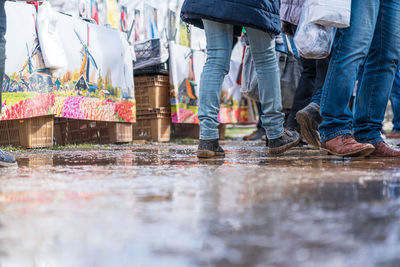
197 139 225 158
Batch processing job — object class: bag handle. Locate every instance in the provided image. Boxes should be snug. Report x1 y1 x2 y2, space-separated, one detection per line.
285 34 294 55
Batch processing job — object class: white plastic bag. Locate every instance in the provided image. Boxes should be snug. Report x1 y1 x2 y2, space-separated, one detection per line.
294 1 336 59
308 0 351 28
37 2 67 71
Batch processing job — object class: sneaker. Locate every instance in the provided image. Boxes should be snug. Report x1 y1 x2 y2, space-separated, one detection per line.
296 103 323 148
321 134 375 157
243 128 266 141
0 149 17 167
370 141 400 157
197 139 225 158
268 129 300 155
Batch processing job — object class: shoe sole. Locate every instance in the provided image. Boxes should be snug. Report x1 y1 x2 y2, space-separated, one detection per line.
321 147 375 157
0 161 17 168
268 136 301 155
197 150 225 158
296 111 321 148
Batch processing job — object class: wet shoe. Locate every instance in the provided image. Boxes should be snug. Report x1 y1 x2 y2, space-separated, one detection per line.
197 139 225 158
268 129 300 155
321 134 375 157
296 103 322 148
370 141 400 157
0 149 17 167
386 131 400 139
243 128 266 141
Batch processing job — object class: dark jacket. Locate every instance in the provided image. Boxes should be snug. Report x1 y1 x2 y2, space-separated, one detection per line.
180 0 281 36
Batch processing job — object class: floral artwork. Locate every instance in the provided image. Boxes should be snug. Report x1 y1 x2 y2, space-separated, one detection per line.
2 2 135 122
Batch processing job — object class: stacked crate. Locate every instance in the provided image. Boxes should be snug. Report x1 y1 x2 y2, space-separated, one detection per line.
133 75 171 142
0 115 54 148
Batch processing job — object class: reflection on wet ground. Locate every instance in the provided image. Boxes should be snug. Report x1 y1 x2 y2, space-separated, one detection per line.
1 141 400 267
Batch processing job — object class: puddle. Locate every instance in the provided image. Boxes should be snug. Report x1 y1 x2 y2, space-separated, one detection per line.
0 141 399 266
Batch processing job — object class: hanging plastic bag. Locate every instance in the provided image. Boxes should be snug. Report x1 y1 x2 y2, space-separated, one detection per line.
37 2 67 71
294 1 336 59
240 46 259 101
308 0 351 28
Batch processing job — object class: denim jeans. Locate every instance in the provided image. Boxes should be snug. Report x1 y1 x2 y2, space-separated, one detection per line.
0 0 6 112
319 0 400 143
199 19 284 140
390 66 400 132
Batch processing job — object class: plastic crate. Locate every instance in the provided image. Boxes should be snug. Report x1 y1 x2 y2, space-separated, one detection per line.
134 39 163 70
133 108 171 142
134 62 169 76
134 75 170 109
54 119 132 145
0 115 54 148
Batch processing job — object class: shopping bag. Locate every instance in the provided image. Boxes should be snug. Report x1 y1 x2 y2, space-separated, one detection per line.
240 46 259 101
308 0 351 28
37 2 67 71
294 1 336 59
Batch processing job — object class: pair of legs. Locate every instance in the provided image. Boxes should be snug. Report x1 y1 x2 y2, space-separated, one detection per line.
197 19 299 157
199 20 284 141
319 0 400 145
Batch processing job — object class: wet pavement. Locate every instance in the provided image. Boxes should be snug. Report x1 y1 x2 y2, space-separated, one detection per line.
1 140 400 267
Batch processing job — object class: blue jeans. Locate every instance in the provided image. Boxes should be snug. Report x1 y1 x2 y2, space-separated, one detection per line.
199 20 284 140
319 0 400 143
0 0 5 112
390 66 400 132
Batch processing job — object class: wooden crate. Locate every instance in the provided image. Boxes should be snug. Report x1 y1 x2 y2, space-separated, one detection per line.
54 119 132 145
0 115 54 148
171 123 226 140
134 75 170 109
133 107 171 142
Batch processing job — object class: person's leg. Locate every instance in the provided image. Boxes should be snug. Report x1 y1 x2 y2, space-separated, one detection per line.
353 0 400 144
0 0 17 167
388 67 400 136
296 57 329 148
243 102 266 141
196 20 233 158
310 57 330 106
245 27 299 154
198 20 233 140
286 58 316 130
318 0 379 156
0 0 6 110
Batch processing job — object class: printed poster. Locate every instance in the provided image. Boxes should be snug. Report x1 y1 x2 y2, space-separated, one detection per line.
1 2 135 123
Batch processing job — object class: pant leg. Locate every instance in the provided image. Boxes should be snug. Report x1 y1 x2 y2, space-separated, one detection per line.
256 102 264 131
319 0 379 142
245 27 284 139
310 56 330 106
0 0 6 113
199 20 233 140
390 67 400 132
353 0 400 144
286 58 317 130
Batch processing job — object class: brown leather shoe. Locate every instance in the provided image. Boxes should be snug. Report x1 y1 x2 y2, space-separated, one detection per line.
321 134 375 157
370 141 400 157
386 131 400 139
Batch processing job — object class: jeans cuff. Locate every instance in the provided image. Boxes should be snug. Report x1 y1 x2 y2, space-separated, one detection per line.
266 128 284 140
320 129 352 142
200 129 219 140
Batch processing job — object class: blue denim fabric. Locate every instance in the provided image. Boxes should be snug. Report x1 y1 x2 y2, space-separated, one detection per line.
0 0 6 112
199 19 284 140
319 0 400 143
390 66 400 132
